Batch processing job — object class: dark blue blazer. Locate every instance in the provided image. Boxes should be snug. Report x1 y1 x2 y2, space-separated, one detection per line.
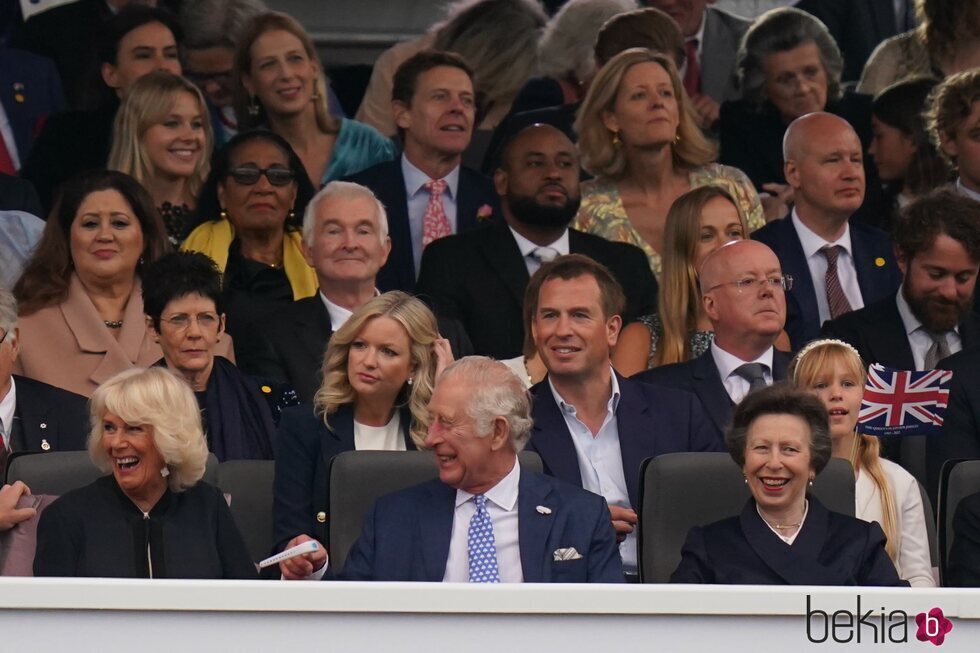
633 348 793 442
671 497 908 585
345 159 501 293
752 216 901 349
527 374 723 509
11 374 88 453
339 468 624 582
272 403 416 552
0 47 64 167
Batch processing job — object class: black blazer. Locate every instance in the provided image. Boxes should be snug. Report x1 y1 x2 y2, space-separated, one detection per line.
948 490 980 587
344 159 501 293
927 348 980 501
10 374 88 454
272 403 416 552
752 216 901 349
527 374 722 509
416 221 658 359
671 497 908 585
632 348 793 443
821 295 980 371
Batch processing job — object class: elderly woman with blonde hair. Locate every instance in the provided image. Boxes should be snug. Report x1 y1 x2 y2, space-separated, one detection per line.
34 367 256 578
573 48 764 280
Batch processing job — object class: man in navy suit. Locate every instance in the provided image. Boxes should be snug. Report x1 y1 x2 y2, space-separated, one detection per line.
417 124 657 359
634 240 794 443
0 47 64 174
282 357 623 583
524 254 720 579
346 50 500 293
752 112 901 349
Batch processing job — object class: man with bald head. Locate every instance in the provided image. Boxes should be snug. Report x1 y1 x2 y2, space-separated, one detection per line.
417 124 656 359
634 240 794 440
752 112 900 349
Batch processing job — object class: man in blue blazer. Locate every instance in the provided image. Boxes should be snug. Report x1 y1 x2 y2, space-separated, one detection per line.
284 357 623 582
634 240 793 442
0 47 64 173
345 50 500 293
752 113 901 350
523 255 720 579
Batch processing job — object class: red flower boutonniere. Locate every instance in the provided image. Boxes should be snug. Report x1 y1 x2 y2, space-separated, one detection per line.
477 204 493 221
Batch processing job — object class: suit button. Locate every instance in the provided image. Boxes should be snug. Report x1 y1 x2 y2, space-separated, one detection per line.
316 511 326 523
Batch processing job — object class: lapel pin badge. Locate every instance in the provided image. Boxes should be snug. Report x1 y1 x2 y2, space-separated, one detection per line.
874 257 886 267
41 439 51 451
536 505 552 515
13 82 24 103
39 422 47 429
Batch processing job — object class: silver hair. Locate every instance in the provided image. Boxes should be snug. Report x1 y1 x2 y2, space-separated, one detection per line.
302 180 390 248
180 0 268 50
440 356 533 451
736 7 843 111
0 286 16 335
538 0 638 83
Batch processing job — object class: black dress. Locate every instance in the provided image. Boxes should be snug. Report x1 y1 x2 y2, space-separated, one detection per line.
34 475 257 579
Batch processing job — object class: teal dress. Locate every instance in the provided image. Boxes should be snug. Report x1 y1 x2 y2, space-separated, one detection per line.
321 118 396 185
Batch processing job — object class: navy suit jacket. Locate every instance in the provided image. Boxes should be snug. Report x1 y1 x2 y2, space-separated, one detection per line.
0 47 64 168
752 216 901 349
527 374 722 509
632 348 793 443
272 403 416 552
10 375 88 453
339 467 624 582
345 159 500 293
416 221 658 359
671 497 908 585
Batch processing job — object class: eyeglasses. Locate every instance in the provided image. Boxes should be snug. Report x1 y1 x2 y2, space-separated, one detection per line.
0 329 8 345
184 70 233 86
707 275 794 294
160 313 220 331
228 166 295 187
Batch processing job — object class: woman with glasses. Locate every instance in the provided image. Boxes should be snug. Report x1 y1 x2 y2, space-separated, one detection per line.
142 251 278 460
182 129 316 341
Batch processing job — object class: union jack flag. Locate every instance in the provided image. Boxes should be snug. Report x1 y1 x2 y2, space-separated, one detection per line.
857 364 953 437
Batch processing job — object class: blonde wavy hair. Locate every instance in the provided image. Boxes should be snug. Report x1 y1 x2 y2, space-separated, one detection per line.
575 48 716 179
789 340 900 563
88 367 210 492
108 71 213 201
657 186 747 366
314 291 439 447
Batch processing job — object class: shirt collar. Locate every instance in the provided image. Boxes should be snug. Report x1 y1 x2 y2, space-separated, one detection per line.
689 10 706 48
508 226 570 259
455 458 521 511
710 341 774 380
957 178 980 203
546 367 621 416
0 377 16 442
318 289 380 330
791 208 853 259
401 153 460 200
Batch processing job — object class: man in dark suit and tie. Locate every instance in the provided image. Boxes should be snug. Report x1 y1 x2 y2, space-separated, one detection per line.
417 124 657 360
0 287 88 473
634 240 793 442
0 47 65 174
818 190 980 491
281 356 623 583
523 254 719 579
346 50 501 293
752 112 901 349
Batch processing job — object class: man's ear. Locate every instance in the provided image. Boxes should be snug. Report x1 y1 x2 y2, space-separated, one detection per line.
606 314 622 349
702 292 719 322
489 416 510 451
894 244 909 278
784 158 801 189
494 167 509 197
393 100 412 131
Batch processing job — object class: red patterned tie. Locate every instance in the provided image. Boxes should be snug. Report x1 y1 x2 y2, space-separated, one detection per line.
422 179 451 248
821 245 853 319
683 39 701 97
0 137 16 175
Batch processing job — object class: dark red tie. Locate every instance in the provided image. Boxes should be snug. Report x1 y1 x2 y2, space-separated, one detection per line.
0 137 15 175
683 39 701 97
821 245 853 319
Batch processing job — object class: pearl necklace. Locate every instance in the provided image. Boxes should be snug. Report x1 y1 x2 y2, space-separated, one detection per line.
103 320 124 329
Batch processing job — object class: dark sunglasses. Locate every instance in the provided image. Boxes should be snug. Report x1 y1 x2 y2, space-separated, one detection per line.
228 166 295 187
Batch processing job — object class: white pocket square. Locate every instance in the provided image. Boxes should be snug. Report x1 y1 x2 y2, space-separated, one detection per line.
553 547 583 562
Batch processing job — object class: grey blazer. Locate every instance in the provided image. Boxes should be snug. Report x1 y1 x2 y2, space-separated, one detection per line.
701 6 751 104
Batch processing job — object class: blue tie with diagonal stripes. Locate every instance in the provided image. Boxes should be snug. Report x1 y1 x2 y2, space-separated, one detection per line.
467 494 500 583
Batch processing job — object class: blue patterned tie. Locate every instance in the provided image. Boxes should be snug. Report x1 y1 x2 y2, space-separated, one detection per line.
467 494 500 583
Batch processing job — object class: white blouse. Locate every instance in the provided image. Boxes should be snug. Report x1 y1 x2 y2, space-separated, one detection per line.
354 412 406 451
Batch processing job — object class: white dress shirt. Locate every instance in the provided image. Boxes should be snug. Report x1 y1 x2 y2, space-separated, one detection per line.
508 226 570 275
443 460 523 582
0 377 15 449
711 342 775 404
353 412 406 452
548 372 635 572
402 154 460 275
894 290 962 370
956 178 980 203
318 288 380 330
791 209 864 325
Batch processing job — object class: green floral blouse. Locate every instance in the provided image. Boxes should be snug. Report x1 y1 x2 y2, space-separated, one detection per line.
573 163 765 279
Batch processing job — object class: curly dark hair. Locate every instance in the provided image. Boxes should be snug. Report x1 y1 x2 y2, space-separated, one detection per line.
726 382 832 476
892 188 980 263
141 251 224 330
